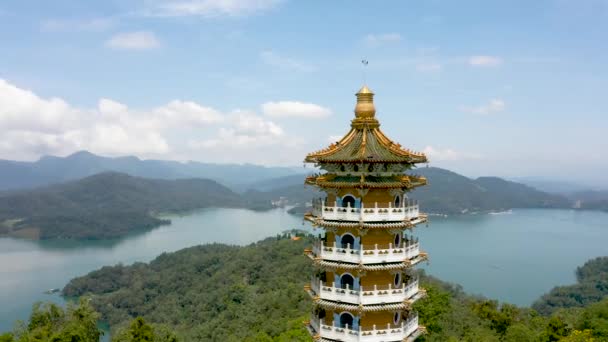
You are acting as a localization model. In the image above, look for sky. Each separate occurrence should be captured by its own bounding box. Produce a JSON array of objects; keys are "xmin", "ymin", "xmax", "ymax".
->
[{"xmin": 0, "ymin": 0, "xmax": 607, "ymax": 185}]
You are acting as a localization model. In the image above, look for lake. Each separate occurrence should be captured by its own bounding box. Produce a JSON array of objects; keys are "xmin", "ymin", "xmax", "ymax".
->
[{"xmin": 1, "ymin": 207, "xmax": 607, "ymax": 333}]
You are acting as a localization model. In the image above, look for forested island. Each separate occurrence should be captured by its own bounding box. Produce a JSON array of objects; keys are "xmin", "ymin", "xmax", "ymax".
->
[{"xmin": 1, "ymin": 235, "xmax": 604, "ymax": 341}]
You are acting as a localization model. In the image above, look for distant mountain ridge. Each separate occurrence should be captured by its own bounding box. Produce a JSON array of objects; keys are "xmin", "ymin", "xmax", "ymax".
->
[
  {"xmin": 411, "ymin": 168, "xmax": 571, "ymax": 214},
  {"xmin": 254, "ymin": 167, "xmax": 572, "ymax": 215},
  {"xmin": 0, "ymin": 151, "xmax": 305, "ymax": 191},
  {"xmin": 0, "ymin": 160, "xmax": 576, "ymax": 240}
]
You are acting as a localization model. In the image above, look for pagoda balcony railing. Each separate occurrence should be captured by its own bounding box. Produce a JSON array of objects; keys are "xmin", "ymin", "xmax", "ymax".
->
[
  {"xmin": 311, "ymin": 277, "xmax": 420, "ymax": 305},
  {"xmin": 310, "ymin": 313, "xmax": 419, "ymax": 342},
  {"xmin": 312, "ymin": 240, "xmax": 420, "ymax": 264},
  {"xmin": 311, "ymin": 199, "xmax": 419, "ymax": 222}
]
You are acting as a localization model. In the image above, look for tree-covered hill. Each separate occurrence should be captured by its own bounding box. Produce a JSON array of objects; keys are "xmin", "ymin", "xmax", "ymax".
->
[
  {"xmin": 58, "ymin": 235, "xmax": 608, "ymax": 341},
  {"xmin": 532, "ymin": 257, "xmax": 608, "ymax": 315},
  {"xmin": 410, "ymin": 168, "xmax": 571, "ymax": 214},
  {"xmin": 63, "ymin": 234, "xmax": 313, "ymax": 341},
  {"xmin": 0, "ymin": 172, "xmax": 245, "ymax": 240}
]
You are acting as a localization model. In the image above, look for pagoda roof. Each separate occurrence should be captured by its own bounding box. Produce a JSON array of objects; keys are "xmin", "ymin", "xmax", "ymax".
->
[
  {"xmin": 306, "ymin": 126, "xmax": 427, "ymax": 164},
  {"xmin": 305, "ymin": 174, "xmax": 427, "ymax": 189},
  {"xmin": 305, "ymin": 85, "xmax": 428, "ymax": 164}
]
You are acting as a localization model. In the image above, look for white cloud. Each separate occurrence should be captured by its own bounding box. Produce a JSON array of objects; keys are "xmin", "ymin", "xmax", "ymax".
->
[
  {"xmin": 262, "ymin": 101, "xmax": 331, "ymax": 119},
  {"xmin": 469, "ymin": 55, "xmax": 503, "ymax": 67},
  {"xmin": 0, "ymin": 78, "xmax": 308, "ymax": 165},
  {"xmin": 190, "ymin": 111, "xmax": 284, "ymax": 148},
  {"xmin": 416, "ymin": 62, "xmax": 442, "ymax": 72},
  {"xmin": 154, "ymin": 100, "xmax": 224, "ymax": 126},
  {"xmin": 423, "ymin": 146, "xmax": 482, "ymax": 161},
  {"xmin": 147, "ymin": 0, "xmax": 282, "ymax": 17},
  {"xmin": 460, "ymin": 99, "xmax": 506, "ymax": 115},
  {"xmin": 364, "ymin": 33, "xmax": 401, "ymax": 46},
  {"xmin": 105, "ymin": 31, "xmax": 161, "ymax": 50},
  {"xmin": 41, "ymin": 18, "xmax": 114, "ymax": 32},
  {"xmin": 260, "ymin": 51, "xmax": 317, "ymax": 72},
  {"xmin": 0, "ymin": 79, "xmax": 80, "ymax": 133},
  {"xmin": 0, "ymin": 79, "xmax": 238, "ymax": 160}
]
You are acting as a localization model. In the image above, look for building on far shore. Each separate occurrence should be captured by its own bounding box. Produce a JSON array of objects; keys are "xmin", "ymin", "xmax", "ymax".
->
[{"xmin": 304, "ymin": 85, "xmax": 429, "ymax": 341}]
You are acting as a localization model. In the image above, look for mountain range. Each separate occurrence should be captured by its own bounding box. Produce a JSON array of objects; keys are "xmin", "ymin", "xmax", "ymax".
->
[
  {"xmin": 0, "ymin": 152, "xmax": 590, "ymax": 240},
  {"xmin": 0, "ymin": 151, "xmax": 304, "ymax": 191}
]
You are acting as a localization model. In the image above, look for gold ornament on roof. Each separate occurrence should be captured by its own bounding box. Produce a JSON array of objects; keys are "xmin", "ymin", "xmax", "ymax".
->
[{"xmin": 354, "ymin": 85, "xmax": 376, "ymax": 118}]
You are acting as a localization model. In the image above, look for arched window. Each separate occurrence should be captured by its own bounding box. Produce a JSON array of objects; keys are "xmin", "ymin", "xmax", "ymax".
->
[
  {"xmin": 340, "ymin": 273, "xmax": 355, "ymax": 289},
  {"xmin": 339, "ymin": 312, "xmax": 354, "ymax": 328},
  {"xmin": 394, "ymin": 273, "xmax": 402, "ymax": 287},
  {"xmin": 342, "ymin": 195, "xmax": 356, "ymax": 208},
  {"xmin": 341, "ymin": 233, "xmax": 355, "ymax": 249},
  {"xmin": 394, "ymin": 233, "xmax": 401, "ymax": 247},
  {"xmin": 394, "ymin": 194, "xmax": 401, "ymax": 207},
  {"xmin": 393, "ymin": 311, "xmax": 401, "ymax": 325}
]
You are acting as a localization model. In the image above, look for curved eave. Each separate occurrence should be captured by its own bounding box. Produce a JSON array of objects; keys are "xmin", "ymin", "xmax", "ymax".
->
[
  {"xmin": 307, "ymin": 324, "xmax": 427, "ymax": 342},
  {"xmin": 305, "ymin": 127, "xmax": 428, "ymax": 164},
  {"xmin": 305, "ymin": 175, "xmax": 427, "ymax": 190},
  {"xmin": 305, "ymin": 128, "xmax": 358, "ymax": 162},
  {"xmin": 307, "ymin": 290, "xmax": 427, "ymax": 313},
  {"xmin": 304, "ymin": 253, "xmax": 428, "ymax": 271},
  {"xmin": 314, "ymin": 299, "xmax": 410, "ymax": 312},
  {"xmin": 304, "ymin": 214, "xmax": 428, "ymax": 229}
]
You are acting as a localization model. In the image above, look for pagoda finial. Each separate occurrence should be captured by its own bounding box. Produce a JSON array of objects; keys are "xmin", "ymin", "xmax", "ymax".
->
[{"xmin": 354, "ymin": 85, "xmax": 375, "ymax": 118}]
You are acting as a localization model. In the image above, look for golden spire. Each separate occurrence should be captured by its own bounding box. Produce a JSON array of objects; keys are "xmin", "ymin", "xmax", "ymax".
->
[{"xmin": 354, "ymin": 85, "xmax": 376, "ymax": 118}]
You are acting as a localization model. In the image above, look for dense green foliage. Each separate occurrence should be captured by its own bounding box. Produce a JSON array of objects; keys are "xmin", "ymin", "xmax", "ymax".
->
[
  {"xmin": 533, "ymin": 257, "xmax": 608, "ymax": 315},
  {"xmin": 0, "ymin": 298, "xmax": 102, "ymax": 341},
  {"xmin": 0, "ymin": 172, "xmax": 245, "ymax": 239},
  {"xmin": 0, "ymin": 300, "xmax": 180, "ymax": 342},
  {"xmin": 63, "ymin": 234, "xmax": 313, "ymax": 341},
  {"xmin": 111, "ymin": 317, "xmax": 179, "ymax": 342},
  {"xmin": 60, "ymin": 236, "xmax": 608, "ymax": 341}
]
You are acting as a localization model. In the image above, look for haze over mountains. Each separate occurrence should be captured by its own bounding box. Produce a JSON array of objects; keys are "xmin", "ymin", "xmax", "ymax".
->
[
  {"xmin": 1, "ymin": 151, "xmax": 605, "ymax": 240},
  {"xmin": 0, "ymin": 151, "xmax": 304, "ymax": 191}
]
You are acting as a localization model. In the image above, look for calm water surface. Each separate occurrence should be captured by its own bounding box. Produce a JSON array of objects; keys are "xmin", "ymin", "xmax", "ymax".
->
[
  {"xmin": 1, "ymin": 208, "xmax": 607, "ymax": 332},
  {"xmin": 0, "ymin": 207, "xmax": 305, "ymax": 332}
]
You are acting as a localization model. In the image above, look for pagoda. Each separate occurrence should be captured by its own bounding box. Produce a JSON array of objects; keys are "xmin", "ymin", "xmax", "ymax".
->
[{"xmin": 304, "ymin": 85, "xmax": 429, "ymax": 341}]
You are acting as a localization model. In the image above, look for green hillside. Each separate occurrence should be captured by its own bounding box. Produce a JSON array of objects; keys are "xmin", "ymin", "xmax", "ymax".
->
[
  {"xmin": 411, "ymin": 168, "xmax": 571, "ymax": 214},
  {"xmin": 0, "ymin": 172, "xmax": 244, "ymax": 240},
  {"xmin": 58, "ymin": 235, "xmax": 608, "ymax": 341},
  {"xmin": 533, "ymin": 257, "xmax": 608, "ymax": 315}
]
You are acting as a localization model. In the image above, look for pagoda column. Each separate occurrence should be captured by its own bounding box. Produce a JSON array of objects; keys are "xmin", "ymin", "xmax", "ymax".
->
[{"xmin": 303, "ymin": 85, "xmax": 429, "ymax": 342}]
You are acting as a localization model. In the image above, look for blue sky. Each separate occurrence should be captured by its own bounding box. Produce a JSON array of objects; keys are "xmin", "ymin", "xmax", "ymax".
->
[{"xmin": 0, "ymin": 0, "xmax": 607, "ymax": 185}]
